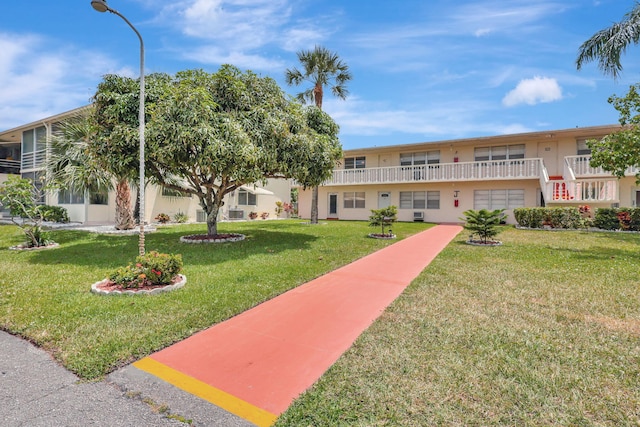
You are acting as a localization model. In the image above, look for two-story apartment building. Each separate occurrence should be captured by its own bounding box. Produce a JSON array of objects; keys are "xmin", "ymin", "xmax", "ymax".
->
[
  {"xmin": 296, "ymin": 124, "xmax": 637, "ymax": 224},
  {"xmin": 0, "ymin": 107, "xmax": 291, "ymax": 224}
]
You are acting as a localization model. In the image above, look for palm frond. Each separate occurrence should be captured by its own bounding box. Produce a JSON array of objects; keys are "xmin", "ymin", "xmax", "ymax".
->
[{"xmin": 576, "ymin": 2, "xmax": 640, "ymax": 79}]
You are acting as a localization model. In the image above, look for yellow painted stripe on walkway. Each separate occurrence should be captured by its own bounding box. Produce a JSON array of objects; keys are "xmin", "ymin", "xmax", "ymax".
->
[{"xmin": 133, "ymin": 357, "xmax": 278, "ymax": 427}]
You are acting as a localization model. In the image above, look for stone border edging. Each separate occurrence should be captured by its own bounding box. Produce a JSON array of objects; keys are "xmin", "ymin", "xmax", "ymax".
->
[
  {"xmin": 9, "ymin": 243, "xmax": 60, "ymax": 251},
  {"xmin": 179, "ymin": 234, "xmax": 245, "ymax": 243},
  {"xmin": 91, "ymin": 274, "xmax": 187, "ymax": 296},
  {"xmin": 367, "ymin": 233, "xmax": 397, "ymax": 240}
]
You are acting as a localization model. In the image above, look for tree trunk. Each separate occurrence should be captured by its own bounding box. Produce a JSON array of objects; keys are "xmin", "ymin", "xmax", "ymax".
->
[
  {"xmin": 115, "ymin": 178, "xmax": 135, "ymax": 230},
  {"xmin": 310, "ymin": 186, "xmax": 319, "ymax": 224},
  {"xmin": 206, "ymin": 200, "xmax": 222, "ymax": 236}
]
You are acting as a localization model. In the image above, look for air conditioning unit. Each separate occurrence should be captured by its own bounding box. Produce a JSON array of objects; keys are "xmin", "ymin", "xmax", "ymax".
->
[
  {"xmin": 413, "ymin": 211, "xmax": 424, "ymax": 222},
  {"xmin": 228, "ymin": 209, "xmax": 244, "ymax": 220}
]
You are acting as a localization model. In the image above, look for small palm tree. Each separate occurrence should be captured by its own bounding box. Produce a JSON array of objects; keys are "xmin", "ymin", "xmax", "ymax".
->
[
  {"xmin": 285, "ymin": 45, "xmax": 352, "ymax": 224},
  {"xmin": 576, "ymin": 3, "xmax": 640, "ymax": 79},
  {"xmin": 369, "ymin": 205, "xmax": 398, "ymax": 236},
  {"xmin": 461, "ymin": 209, "xmax": 505, "ymax": 244},
  {"xmin": 45, "ymin": 113, "xmax": 135, "ymax": 229}
]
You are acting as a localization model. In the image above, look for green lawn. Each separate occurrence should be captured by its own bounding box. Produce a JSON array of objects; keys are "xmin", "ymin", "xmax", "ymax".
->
[
  {"xmin": 276, "ymin": 227, "xmax": 640, "ymax": 426},
  {"xmin": 0, "ymin": 219, "xmax": 430, "ymax": 380}
]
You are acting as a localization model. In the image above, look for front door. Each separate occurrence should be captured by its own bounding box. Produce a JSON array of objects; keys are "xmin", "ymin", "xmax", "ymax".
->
[
  {"xmin": 378, "ymin": 191, "xmax": 391, "ymax": 208},
  {"xmin": 328, "ymin": 193, "xmax": 338, "ymax": 218}
]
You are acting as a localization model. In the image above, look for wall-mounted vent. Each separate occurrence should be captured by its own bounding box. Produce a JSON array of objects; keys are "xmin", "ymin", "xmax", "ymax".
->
[{"xmin": 413, "ymin": 211, "xmax": 424, "ymax": 222}]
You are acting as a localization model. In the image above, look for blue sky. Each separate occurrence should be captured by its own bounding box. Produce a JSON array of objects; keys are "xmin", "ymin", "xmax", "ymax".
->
[{"xmin": 1, "ymin": 0, "xmax": 639, "ymax": 150}]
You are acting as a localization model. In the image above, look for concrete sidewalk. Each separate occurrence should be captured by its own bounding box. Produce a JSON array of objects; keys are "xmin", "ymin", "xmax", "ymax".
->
[
  {"xmin": 0, "ymin": 330, "xmax": 185, "ymax": 427},
  {"xmin": 1, "ymin": 224, "xmax": 462, "ymax": 426}
]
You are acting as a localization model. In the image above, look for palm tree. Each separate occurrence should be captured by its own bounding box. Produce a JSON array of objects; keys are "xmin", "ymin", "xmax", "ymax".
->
[
  {"xmin": 285, "ymin": 45, "xmax": 352, "ymax": 224},
  {"xmin": 45, "ymin": 112, "xmax": 135, "ymax": 229},
  {"xmin": 576, "ymin": 2, "xmax": 640, "ymax": 79}
]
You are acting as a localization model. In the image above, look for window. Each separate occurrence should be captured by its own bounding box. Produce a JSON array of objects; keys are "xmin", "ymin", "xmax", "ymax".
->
[
  {"xmin": 22, "ymin": 126, "xmax": 46, "ymax": 154},
  {"xmin": 474, "ymin": 144, "xmax": 525, "ymax": 161},
  {"xmin": 344, "ymin": 156, "xmax": 366, "ymax": 169},
  {"xmin": 426, "ymin": 191, "xmax": 440, "ymax": 209},
  {"xmin": 162, "ymin": 187, "xmax": 191, "ymax": 198},
  {"xmin": 22, "ymin": 129, "xmax": 34, "ymax": 154},
  {"xmin": 343, "ymin": 192, "xmax": 365, "ymax": 208},
  {"xmin": 474, "ymin": 189, "xmax": 524, "ymax": 210},
  {"xmin": 90, "ymin": 191, "xmax": 108, "ymax": 205},
  {"xmin": 20, "ymin": 171, "xmax": 45, "ymax": 204},
  {"xmin": 238, "ymin": 189, "xmax": 257, "ymax": 206},
  {"xmin": 58, "ymin": 188, "xmax": 84, "ymax": 204},
  {"xmin": 400, "ymin": 151, "xmax": 440, "ymax": 166},
  {"xmin": 399, "ymin": 191, "xmax": 428, "ymax": 209},
  {"xmin": 577, "ymin": 139, "xmax": 591, "ymax": 155},
  {"xmin": 427, "ymin": 151, "xmax": 440, "ymax": 164}
]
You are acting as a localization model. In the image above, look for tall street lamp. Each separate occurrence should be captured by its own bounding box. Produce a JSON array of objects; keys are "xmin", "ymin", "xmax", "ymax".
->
[{"xmin": 91, "ymin": 0, "xmax": 146, "ymax": 256}]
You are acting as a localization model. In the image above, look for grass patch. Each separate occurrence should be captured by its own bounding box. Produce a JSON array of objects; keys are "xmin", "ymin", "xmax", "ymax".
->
[
  {"xmin": 275, "ymin": 227, "xmax": 640, "ymax": 426},
  {"xmin": 0, "ymin": 219, "xmax": 431, "ymax": 380}
]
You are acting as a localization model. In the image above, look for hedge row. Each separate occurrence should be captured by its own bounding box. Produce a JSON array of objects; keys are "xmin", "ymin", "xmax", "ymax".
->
[
  {"xmin": 514, "ymin": 207, "xmax": 640, "ymax": 231},
  {"xmin": 513, "ymin": 207, "xmax": 584, "ymax": 229},
  {"xmin": 593, "ymin": 208, "xmax": 640, "ymax": 231}
]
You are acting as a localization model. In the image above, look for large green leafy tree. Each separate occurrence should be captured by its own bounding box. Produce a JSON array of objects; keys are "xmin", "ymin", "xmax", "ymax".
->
[
  {"xmin": 89, "ymin": 73, "xmax": 172, "ymax": 230},
  {"xmin": 576, "ymin": 2, "xmax": 640, "ymax": 79},
  {"xmin": 144, "ymin": 65, "xmax": 342, "ymax": 236},
  {"xmin": 587, "ymin": 84, "xmax": 640, "ymax": 181},
  {"xmin": 285, "ymin": 45, "xmax": 351, "ymax": 224},
  {"xmin": 576, "ymin": 3, "xmax": 640, "ymax": 182}
]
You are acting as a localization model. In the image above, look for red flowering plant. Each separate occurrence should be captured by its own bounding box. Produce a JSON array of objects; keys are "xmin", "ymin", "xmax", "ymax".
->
[
  {"xmin": 108, "ymin": 251, "xmax": 183, "ymax": 289},
  {"xmin": 579, "ymin": 205, "xmax": 591, "ymax": 216}
]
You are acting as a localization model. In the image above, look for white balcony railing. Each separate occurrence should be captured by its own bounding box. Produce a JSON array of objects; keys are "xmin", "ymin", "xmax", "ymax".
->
[
  {"xmin": 327, "ymin": 158, "xmax": 543, "ymax": 185},
  {"xmin": 565, "ymin": 155, "xmax": 640, "ymax": 177},
  {"xmin": 21, "ymin": 149, "xmax": 46, "ymax": 171},
  {"xmin": 0, "ymin": 159, "xmax": 20, "ymax": 174},
  {"xmin": 543, "ymin": 179, "xmax": 618, "ymax": 203}
]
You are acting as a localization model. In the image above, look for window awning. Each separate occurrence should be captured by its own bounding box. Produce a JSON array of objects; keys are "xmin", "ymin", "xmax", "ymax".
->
[{"xmin": 239, "ymin": 185, "xmax": 274, "ymax": 195}]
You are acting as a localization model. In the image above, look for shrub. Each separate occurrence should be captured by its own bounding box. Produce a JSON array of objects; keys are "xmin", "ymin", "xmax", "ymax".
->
[
  {"xmin": 514, "ymin": 207, "xmax": 583, "ymax": 229},
  {"xmin": 249, "ymin": 212, "xmax": 258, "ymax": 220},
  {"xmin": 461, "ymin": 209, "xmax": 505, "ymax": 244},
  {"xmin": 594, "ymin": 208, "xmax": 620, "ymax": 230},
  {"xmin": 261, "ymin": 212, "xmax": 269, "ymax": 219},
  {"xmin": 369, "ymin": 205, "xmax": 397, "ymax": 236},
  {"xmin": 513, "ymin": 207, "xmax": 546, "ymax": 228},
  {"xmin": 154, "ymin": 213, "xmax": 170, "ymax": 224},
  {"xmin": 0, "ymin": 176, "xmax": 55, "ymax": 247},
  {"xmin": 618, "ymin": 211, "xmax": 632, "ymax": 230},
  {"xmin": 630, "ymin": 208, "xmax": 640, "ymax": 231},
  {"xmin": 173, "ymin": 212, "xmax": 189, "ymax": 223},
  {"xmin": 546, "ymin": 207, "xmax": 582, "ymax": 229},
  {"xmin": 108, "ymin": 251, "xmax": 183, "ymax": 289},
  {"xmin": 36, "ymin": 205, "xmax": 70, "ymax": 223}
]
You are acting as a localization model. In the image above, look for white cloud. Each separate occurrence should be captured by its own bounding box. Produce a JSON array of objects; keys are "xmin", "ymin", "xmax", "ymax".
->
[
  {"xmin": 178, "ymin": 0, "xmax": 291, "ymax": 48},
  {"xmin": 502, "ymin": 76, "xmax": 563, "ymax": 107},
  {"xmin": 0, "ymin": 32, "xmax": 113, "ymax": 131},
  {"xmin": 182, "ymin": 46, "xmax": 285, "ymax": 70},
  {"xmin": 452, "ymin": 1, "xmax": 568, "ymax": 37}
]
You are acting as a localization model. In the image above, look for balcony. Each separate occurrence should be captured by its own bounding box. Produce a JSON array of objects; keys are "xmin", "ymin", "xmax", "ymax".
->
[
  {"xmin": 565, "ymin": 155, "xmax": 640, "ymax": 178},
  {"xmin": 327, "ymin": 158, "xmax": 543, "ymax": 186},
  {"xmin": 0, "ymin": 158, "xmax": 20, "ymax": 175},
  {"xmin": 543, "ymin": 179, "xmax": 618, "ymax": 203}
]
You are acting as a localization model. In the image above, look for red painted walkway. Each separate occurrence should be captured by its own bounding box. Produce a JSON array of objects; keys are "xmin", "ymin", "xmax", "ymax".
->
[{"xmin": 133, "ymin": 224, "xmax": 463, "ymax": 426}]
